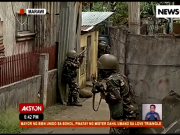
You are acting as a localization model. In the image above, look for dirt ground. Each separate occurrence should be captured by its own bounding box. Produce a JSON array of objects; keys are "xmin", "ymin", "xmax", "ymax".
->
[{"xmin": 21, "ymin": 93, "xmax": 110, "ymax": 134}]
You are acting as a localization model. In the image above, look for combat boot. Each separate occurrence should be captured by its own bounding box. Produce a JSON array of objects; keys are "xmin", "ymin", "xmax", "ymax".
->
[{"xmin": 72, "ymin": 97, "xmax": 82, "ymax": 106}]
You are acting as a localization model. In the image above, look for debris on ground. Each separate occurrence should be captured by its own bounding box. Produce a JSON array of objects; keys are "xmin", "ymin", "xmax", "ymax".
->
[{"xmin": 79, "ymin": 87, "xmax": 93, "ymax": 98}]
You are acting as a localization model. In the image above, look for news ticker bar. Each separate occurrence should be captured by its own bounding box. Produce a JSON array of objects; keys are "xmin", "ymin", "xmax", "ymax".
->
[
  {"xmin": 19, "ymin": 121, "xmax": 163, "ymax": 127},
  {"xmin": 19, "ymin": 113, "xmax": 44, "ymax": 121}
]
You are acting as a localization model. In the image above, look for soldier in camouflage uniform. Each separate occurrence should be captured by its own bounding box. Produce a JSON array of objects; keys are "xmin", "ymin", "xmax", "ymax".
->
[
  {"xmin": 92, "ymin": 54, "xmax": 139, "ymax": 134},
  {"xmin": 98, "ymin": 41, "xmax": 110, "ymax": 59},
  {"xmin": 97, "ymin": 40, "xmax": 110, "ymax": 81},
  {"xmin": 62, "ymin": 50, "xmax": 84, "ymax": 106}
]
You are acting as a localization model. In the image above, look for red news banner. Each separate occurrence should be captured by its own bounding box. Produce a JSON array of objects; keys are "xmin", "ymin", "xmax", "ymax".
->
[
  {"xmin": 19, "ymin": 121, "xmax": 162, "ymax": 127},
  {"xmin": 19, "ymin": 103, "xmax": 162, "ymax": 127}
]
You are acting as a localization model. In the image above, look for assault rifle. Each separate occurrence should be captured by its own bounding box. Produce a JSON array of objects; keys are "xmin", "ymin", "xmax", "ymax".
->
[{"xmin": 73, "ymin": 49, "xmax": 87, "ymax": 63}]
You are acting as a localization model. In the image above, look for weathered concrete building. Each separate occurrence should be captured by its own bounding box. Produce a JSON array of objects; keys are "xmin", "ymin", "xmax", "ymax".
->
[
  {"xmin": 0, "ymin": 2, "xmax": 60, "ymax": 56},
  {"xmin": 79, "ymin": 30, "xmax": 99, "ymax": 88},
  {"xmin": 0, "ymin": 2, "xmax": 71, "ymax": 109},
  {"xmin": 0, "ymin": 2, "xmax": 34, "ymax": 56}
]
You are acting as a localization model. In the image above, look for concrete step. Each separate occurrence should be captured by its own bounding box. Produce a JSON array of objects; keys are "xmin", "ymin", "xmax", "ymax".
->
[
  {"xmin": 81, "ymin": 86, "xmax": 92, "ymax": 91},
  {"xmin": 86, "ymin": 81, "xmax": 93, "ymax": 87}
]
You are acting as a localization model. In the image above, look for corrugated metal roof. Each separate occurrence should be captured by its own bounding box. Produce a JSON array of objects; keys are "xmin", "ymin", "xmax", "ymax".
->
[{"xmin": 81, "ymin": 12, "xmax": 114, "ymax": 31}]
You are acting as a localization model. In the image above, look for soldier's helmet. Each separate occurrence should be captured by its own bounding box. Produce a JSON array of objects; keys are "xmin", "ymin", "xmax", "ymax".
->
[
  {"xmin": 66, "ymin": 50, "xmax": 77, "ymax": 58},
  {"xmin": 97, "ymin": 54, "xmax": 119, "ymax": 69},
  {"xmin": 98, "ymin": 41, "xmax": 108, "ymax": 49},
  {"xmin": 99, "ymin": 40, "xmax": 106, "ymax": 44},
  {"xmin": 98, "ymin": 37, "xmax": 106, "ymax": 42}
]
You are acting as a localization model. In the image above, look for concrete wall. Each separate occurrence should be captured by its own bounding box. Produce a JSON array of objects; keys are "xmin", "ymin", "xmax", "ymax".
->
[
  {"xmin": 127, "ymin": 35, "xmax": 180, "ymax": 104},
  {"xmin": 109, "ymin": 27, "xmax": 180, "ymax": 113},
  {"xmin": 0, "ymin": 75, "xmax": 41, "ymax": 111},
  {"xmin": 78, "ymin": 31, "xmax": 98, "ymax": 88},
  {"xmin": 0, "ymin": 69, "xmax": 57, "ymax": 112},
  {"xmin": 47, "ymin": 69, "xmax": 57, "ymax": 107},
  {"xmin": 109, "ymin": 27, "xmax": 127, "ymax": 74}
]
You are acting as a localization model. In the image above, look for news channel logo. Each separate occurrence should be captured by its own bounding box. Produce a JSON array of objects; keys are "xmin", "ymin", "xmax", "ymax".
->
[
  {"xmin": 156, "ymin": 5, "xmax": 180, "ymax": 18},
  {"xmin": 19, "ymin": 103, "xmax": 44, "ymax": 121},
  {"xmin": 142, "ymin": 104, "xmax": 162, "ymax": 121}
]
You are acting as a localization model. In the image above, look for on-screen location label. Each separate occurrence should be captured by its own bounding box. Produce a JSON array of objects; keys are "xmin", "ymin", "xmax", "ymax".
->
[
  {"xmin": 19, "ymin": 113, "xmax": 44, "ymax": 121},
  {"xmin": 26, "ymin": 9, "xmax": 46, "ymax": 15}
]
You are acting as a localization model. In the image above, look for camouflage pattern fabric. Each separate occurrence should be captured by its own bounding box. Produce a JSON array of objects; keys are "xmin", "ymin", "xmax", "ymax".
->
[
  {"xmin": 95, "ymin": 54, "xmax": 138, "ymax": 134},
  {"xmin": 62, "ymin": 58, "xmax": 81, "ymax": 102},
  {"xmin": 62, "ymin": 58, "xmax": 80, "ymax": 77},
  {"xmin": 107, "ymin": 73, "xmax": 138, "ymax": 134},
  {"xmin": 98, "ymin": 46, "xmax": 110, "ymax": 59},
  {"xmin": 65, "ymin": 75, "xmax": 80, "ymax": 99},
  {"xmin": 98, "ymin": 72, "xmax": 138, "ymax": 134}
]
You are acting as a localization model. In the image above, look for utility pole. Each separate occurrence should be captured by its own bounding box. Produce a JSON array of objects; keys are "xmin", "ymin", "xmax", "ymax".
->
[
  {"xmin": 107, "ymin": 2, "xmax": 111, "ymax": 35},
  {"xmin": 169, "ymin": 2, "xmax": 174, "ymax": 33},
  {"xmin": 108, "ymin": 2, "xmax": 111, "ymax": 11},
  {"xmin": 128, "ymin": 2, "xmax": 140, "ymax": 34}
]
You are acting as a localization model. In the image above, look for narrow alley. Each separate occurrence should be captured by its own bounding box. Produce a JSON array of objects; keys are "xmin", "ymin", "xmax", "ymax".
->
[{"xmin": 22, "ymin": 92, "xmax": 110, "ymax": 134}]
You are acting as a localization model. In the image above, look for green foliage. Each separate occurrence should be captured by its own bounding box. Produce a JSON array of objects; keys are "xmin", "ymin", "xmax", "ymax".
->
[
  {"xmin": 82, "ymin": 2, "xmax": 107, "ymax": 12},
  {"xmin": 0, "ymin": 107, "xmax": 26, "ymax": 134},
  {"xmin": 140, "ymin": 2, "xmax": 155, "ymax": 17},
  {"xmin": 82, "ymin": 4, "xmax": 90, "ymax": 12},
  {"xmin": 91, "ymin": 2, "xmax": 106, "ymax": 12},
  {"xmin": 140, "ymin": 2, "xmax": 170, "ymax": 18},
  {"xmin": 110, "ymin": 2, "xmax": 128, "ymax": 26}
]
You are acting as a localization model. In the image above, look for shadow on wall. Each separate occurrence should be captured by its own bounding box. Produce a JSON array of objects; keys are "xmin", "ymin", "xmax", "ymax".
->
[{"xmin": 109, "ymin": 26, "xmax": 180, "ymax": 107}]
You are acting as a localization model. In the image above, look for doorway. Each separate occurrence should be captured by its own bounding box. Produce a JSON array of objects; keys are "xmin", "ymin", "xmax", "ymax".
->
[{"xmin": 86, "ymin": 36, "xmax": 91, "ymax": 81}]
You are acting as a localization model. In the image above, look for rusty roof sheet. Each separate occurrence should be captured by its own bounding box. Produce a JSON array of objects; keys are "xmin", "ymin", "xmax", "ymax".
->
[
  {"xmin": 81, "ymin": 26, "xmax": 94, "ymax": 31},
  {"xmin": 81, "ymin": 12, "xmax": 113, "ymax": 31}
]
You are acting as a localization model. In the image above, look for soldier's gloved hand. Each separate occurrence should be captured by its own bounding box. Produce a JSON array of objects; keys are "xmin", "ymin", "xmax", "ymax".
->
[
  {"xmin": 92, "ymin": 88, "xmax": 99, "ymax": 94},
  {"xmin": 93, "ymin": 82, "xmax": 104, "ymax": 92}
]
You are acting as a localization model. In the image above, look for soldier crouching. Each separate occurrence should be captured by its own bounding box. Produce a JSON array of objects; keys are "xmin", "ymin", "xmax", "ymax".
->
[
  {"xmin": 92, "ymin": 54, "xmax": 139, "ymax": 134},
  {"xmin": 62, "ymin": 50, "xmax": 84, "ymax": 106}
]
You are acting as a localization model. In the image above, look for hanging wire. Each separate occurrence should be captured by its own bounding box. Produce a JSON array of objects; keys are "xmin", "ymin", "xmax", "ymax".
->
[{"xmin": 11, "ymin": 2, "xmax": 30, "ymax": 25}]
